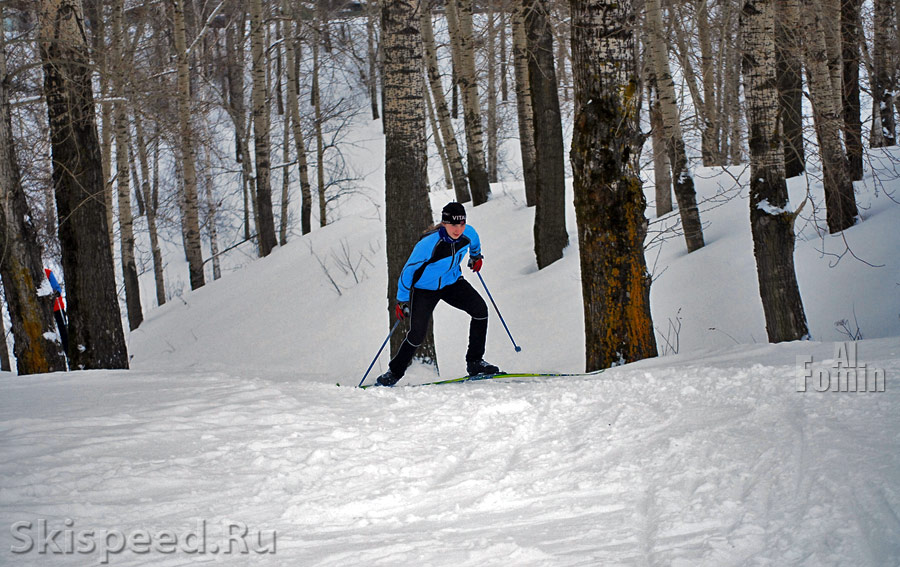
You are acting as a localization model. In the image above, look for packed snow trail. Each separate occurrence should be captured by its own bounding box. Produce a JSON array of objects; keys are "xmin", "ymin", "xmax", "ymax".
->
[{"xmin": 2, "ymin": 339, "xmax": 898, "ymax": 566}]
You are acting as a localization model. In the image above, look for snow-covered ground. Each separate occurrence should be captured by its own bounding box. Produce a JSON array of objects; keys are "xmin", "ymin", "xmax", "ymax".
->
[{"xmin": 2, "ymin": 120, "xmax": 900, "ymax": 564}]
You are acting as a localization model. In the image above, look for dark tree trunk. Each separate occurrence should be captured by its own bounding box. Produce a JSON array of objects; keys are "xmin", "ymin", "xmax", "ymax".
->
[
  {"xmin": 802, "ymin": 0, "xmax": 859, "ymax": 233},
  {"xmin": 39, "ymin": 0, "xmax": 128, "ymax": 370},
  {"xmin": 742, "ymin": 0, "xmax": 810, "ymax": 343},
  {"xmin": 0, "ymin": 42, "xmax": 68, "ymax": 374},
  {"xmin": 570, "ymin": 0, "xmax": 658, "ymax": 371},
  {"xmin": 512, "ymin": 3, "xmax": 537, "ymax": 207},
  {"xmin": 250, "ymin": 0, "xmax": 277, "ymax": 256},
  {"xmin": 383, "ymin": 0, "xmax": 438, "ymax": 370},
  {"xmin": 841, "ymin": 0, "xmax": 864, "ymax": 181},
  {"xmin": 775, "ymin": 0, "xmax": 805, "ymax": 178},
  {"xmin": 524, "ymin": 0, "xmax": 568, "ymax": 269}
]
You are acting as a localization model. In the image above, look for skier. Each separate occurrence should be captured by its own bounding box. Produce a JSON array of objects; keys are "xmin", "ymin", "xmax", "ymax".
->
[
  {"xmin": 375, "ymin": 202, "xmax": 500, "ymax": 386},
  {"xmin": 44, "ymin": 268, "xmax": 69, "ymax": 358}
]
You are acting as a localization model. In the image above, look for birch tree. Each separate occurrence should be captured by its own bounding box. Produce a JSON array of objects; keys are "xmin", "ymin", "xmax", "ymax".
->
[
  {"xmin": 421, "ymin": 7, "xmax": 470, "ymax": 202},
  {"xmin": 741, "ymin": 0, "xmax": 810, "ymax": 342},
  {"xmin": 447, "ymin": 0, "xmax": 491, "ymax": 205},
  {"xmin": 872, "ymin": 0, "xmax": 897, "ymax": 147},
  {"xmin": 283, "ymin": 2, "xmax": 313, "ymax": 235},
  {"xmin": 802, "ymin": 0, "xmax": 859, "ymax": 233},
  {"xmin": 112, "ymin": 0, "xmax": 142, "ymax": 331},
  {"xmin": 250, "ymin": 0, "xmax": 277, "ymax": 255},
  {"xmin": 39, "ymin": 0, "xmax": 128, "ymax": 369},
  {"xmin": 570, "ymin": 0, "xmax": 658, "ymax": 371},
  {"xmin": 173, "ymin": 0, "xmax": 205, "ymax": 289},
  {"xmin": 645, "ymin": 0, "xmax": 705, "ymax": 252}
]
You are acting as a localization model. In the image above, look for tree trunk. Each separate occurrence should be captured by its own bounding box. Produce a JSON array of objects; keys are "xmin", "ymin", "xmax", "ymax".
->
[
  {"xmin": 645, "ymin": 0, "xmax": 705, "ymax": 252},
  {"xmin": 499, "ymin": 0, "xmax": 509, "ymax": 102},
  {"xmin": 486, "ymin": 2, "xmax": 499, "ymax": 183},
  {"xmin": 639, "ymin": 11, "xmax": 673, "ymax": 217},
  {"xmin": 524, "ymin": 0, "xmax": 568, "ymax": 269},
  {"xmin": 283, "ymin": 5, "xmax": 313, "ymax": 236},
  {"xmin": 570, "ymin": 0, "xmax": 658, "ymax": 371},
  {"xmin": 112, "ymin": 0, "xmax": 142, "ymax": 331},
  {"xmin": 173, "ymin": 0, "xmax": 205, "ymax": 290},
  {"xmin": 0, "ymin": 40, "xmax": 67, "ymax": 374},
  {"xmin": 280, "ymin": 100, "xmax": 292, "ymax": 245},
  {"xmin": 313, "ymin": 9, "xmax": 328, "ymax": 227},
  {"xmin": 872, "ymin": 0, "xmax": 896, "ymax": 147},
  {"xmin": 697, "ymin": 0, "xmax": 721, "ymax": 166},
  {"xmin": 134, "ymin": 114, "xmax": 166, "ymax": 307},
  {"xmin": 382, "ymin": 0, "xmax": 438, "ymax": 370},
  {"xmin": 424, "ymin": 80, "xmax": 454, "ymax": 193},
  {"xmin": 250, "ymin": 0, "xmax": 277, "ymax": 255},
  {"xmin": 775, "ymin": 0, "xmax": 805, "ymax": 177},
  {"xmin": 741, "ymin": 0, "xmax": 810, "ymax": 343},
  {"xmin": 421, "ymin": 8, "xmax": 470, "ymax": 202},
  {"xmin": 448, "ymin": 0, "xmax": 491, "ymax": 205},
  {"xmin": 802, "ymin": 0, "xmax": 859, "ymax": 233},
  {"xmin": 648, "ymin": 82, "xmax": 673, "ymax": 216},
  {"xmin": 0, "ymin": 297, "xmax": 11, "ymax": 372},
  {"xmin": 366, "ymin": 0, "xmax": 380, "ymax": 120},
  {"xmin": 842, "ymin": 0, "xmax": 864, "ymax": 181},
  {"xmin": 203, "ymin": 173, "xmax": 222, "ymax": 280},
  {"xmin": 39, "ymin": 0, "xmax": 128, "ymax": 369},
  {"xmin": 512, "ymin": 4, "xmax": 538, "ymax": 207}
]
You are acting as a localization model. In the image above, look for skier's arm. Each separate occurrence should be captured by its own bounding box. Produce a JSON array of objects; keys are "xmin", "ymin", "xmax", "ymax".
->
[{"xmin": 396, "ymin": 237, "xmax": 435, "ymax": 302}]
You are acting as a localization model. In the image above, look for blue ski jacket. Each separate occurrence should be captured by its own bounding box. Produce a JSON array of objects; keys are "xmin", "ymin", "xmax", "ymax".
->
[{"xmin": 396, "ymin": 225, "xmax": 482, "ymax": 302}]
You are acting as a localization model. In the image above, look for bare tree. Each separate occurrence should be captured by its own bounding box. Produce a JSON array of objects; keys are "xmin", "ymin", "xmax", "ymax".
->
[
  {"xmin": 250, "ymin": 0, "xmax": 277, "ymax": 254},
  {"xmin": 571, "ymin": 0, "xmax": 658, "ymax": 371},
  {"xmin": 111, "ymin": 0, "xmax": 142, "ymax": 331},
  {"xmin": 382, "ymin": 0, "xmax": 438, "ymax": 370},
  {"xmin": 644, "ymin": 0, "xmax": 705, "ymax": 252},
  {"xmin": 447, "ymin": 0, "xmax": 491, "ymax": 205},
  {"xmin": 421, "ymin": 6, "xmax": 470, "ymax": 202},
  {"xmin": 511, "ymin": 3, "xmax": 537, "ymax": 207},
  {"xmin": 283, "ymin": 1, "xmax": 313, "ymax": 235},
  {"xmin": 872, "ymin": 0, "xmax": 897, "ymax": 147},
  {"xmin": 173, "ymin": 0, "xmax": 205, "ymax": 289},
  {"xmin": 842, "ymin": 0, "xmax": 864, "ymax": 180},
  {"xmin": 39, "ymin": 0, "xmax": 128, "ymax": 369},
  {"xmin": 741, "ymin": 0, "xmax": 810, "ymax": 342},
  {"xmin": 524, "ymin": 0, "xmax": 568, "ymax": 269},
  {"xmin": 802, "ymin": 0, "xmax": 859, "ymax": 233},
  {"xmin": 775, "ymin": 0, "xmax": 805, "ymax": 177},
  {"xmin": 0, "ymin": 37, "xmax": 67, "ymax": 374}
]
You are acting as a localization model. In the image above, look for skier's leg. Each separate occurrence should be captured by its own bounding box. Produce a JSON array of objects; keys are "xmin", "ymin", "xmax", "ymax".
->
[
  {"xmin": 388, "ymin": 288, "xmax": 440, "ymax": 376},
  {"xmin": 441, "ymin": 279, "xmax": 488, "ymax": 364}
]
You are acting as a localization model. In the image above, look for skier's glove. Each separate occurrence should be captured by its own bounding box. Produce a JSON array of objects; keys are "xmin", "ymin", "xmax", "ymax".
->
[
  {"xmin": 395, "ymin": 302, "xmax": 410, "ymax": 320},
  {"xmin": 468, "ymin": 255, "xmax": 483, "ymax": 272}
]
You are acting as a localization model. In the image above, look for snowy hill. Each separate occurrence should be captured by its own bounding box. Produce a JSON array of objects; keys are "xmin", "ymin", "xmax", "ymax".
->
[{"xmin": 2, "ymin": 126, "xmax": 900, "ymax": 564}]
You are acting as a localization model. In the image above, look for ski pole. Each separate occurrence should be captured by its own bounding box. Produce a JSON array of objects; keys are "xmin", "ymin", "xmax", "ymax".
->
[
  {"xmin": 476, "ymin": 271, "xmax": 522, "ymax": 352},
  {"xmin": 358, "ymin": 319, "xmax": 402, "ymax": 387}
]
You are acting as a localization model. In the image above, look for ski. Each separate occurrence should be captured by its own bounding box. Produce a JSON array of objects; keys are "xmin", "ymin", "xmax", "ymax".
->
[{"xmin": 351, "ymin": 368, "xmax": 605, "ymax": 389}]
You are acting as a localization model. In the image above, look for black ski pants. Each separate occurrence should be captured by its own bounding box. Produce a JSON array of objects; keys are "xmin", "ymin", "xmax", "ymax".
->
[{"xmin": 389, "ymin": 278, "xmax": 488, "ymax": 376}]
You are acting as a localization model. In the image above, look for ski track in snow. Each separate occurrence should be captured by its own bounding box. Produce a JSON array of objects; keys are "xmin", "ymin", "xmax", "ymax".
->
[{"xmin": 2, "ymin": 343, "xmax": 899, "ymax": 566}]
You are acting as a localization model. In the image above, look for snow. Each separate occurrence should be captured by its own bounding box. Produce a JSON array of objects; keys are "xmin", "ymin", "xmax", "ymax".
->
[{"xmin": 2, "ymin": 121, "xmax": 900, "ymax": 564}]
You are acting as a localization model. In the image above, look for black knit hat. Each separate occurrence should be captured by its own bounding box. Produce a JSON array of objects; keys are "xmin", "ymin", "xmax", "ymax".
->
[{"xmin": 442, "ymin": 202, "xmax": 466, "ymax": 224}]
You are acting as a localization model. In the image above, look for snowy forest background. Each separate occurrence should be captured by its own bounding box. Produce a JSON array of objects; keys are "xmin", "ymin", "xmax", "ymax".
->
[
  {"xmin": 0, "ymin": 0, "xmax": 898, "ymax": 371},
  {"xmin": 1, "ymin": 1, "xmax": 900, "ymax": 565}
]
